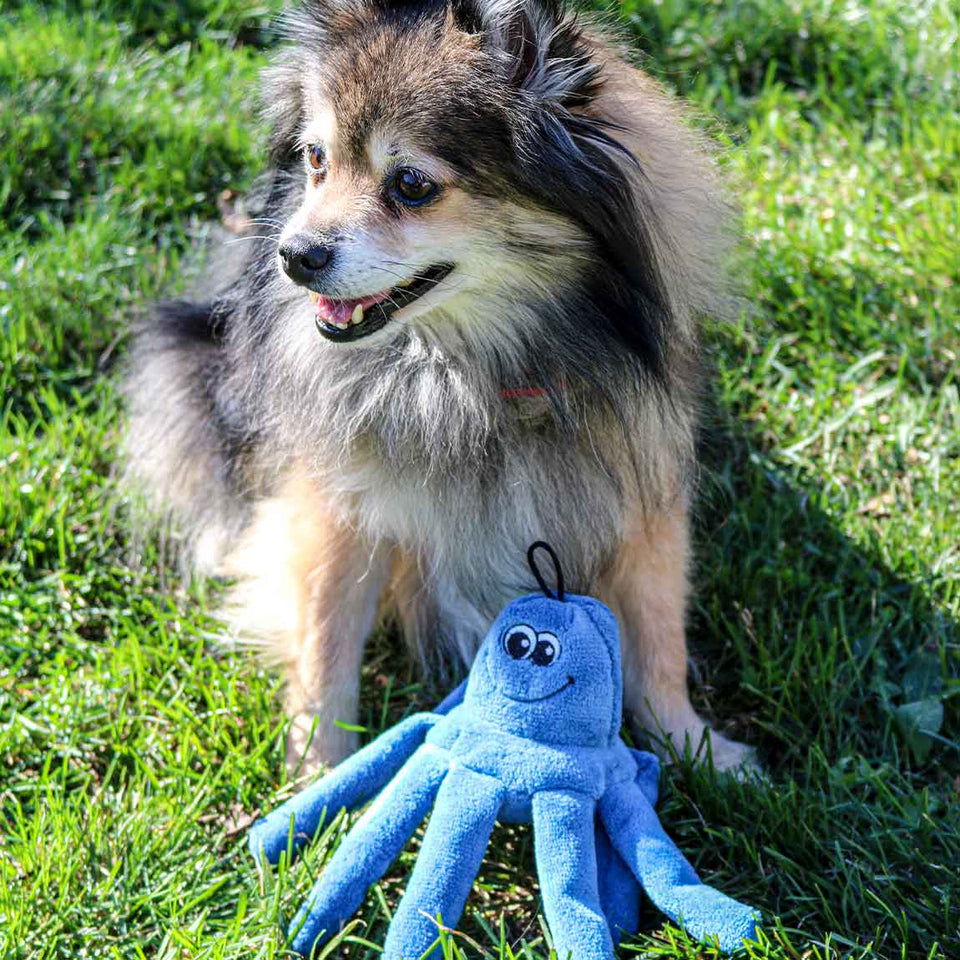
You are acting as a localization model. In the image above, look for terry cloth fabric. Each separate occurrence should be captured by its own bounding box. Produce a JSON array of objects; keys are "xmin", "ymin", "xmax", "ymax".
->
[{"xmin": 249, "ymin": 591, "xmax": 759, "ymax": 958}]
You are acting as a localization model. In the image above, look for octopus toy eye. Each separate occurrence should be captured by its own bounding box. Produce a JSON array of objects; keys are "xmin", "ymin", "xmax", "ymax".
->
[
  {"xmin": 502, "ymin": 625, "xmax": 536, "ymax": 660},
  {"xmin": 531, "ymin": 632, "xmax": 561, "ymax": 667}
]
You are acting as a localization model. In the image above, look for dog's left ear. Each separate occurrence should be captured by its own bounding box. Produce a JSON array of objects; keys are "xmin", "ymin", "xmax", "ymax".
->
[{"xmin": 454, "ymin": 0, "xmax": 599, "ymax": 106}]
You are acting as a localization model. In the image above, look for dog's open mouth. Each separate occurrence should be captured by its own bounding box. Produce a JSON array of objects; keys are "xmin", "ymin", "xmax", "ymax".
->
[{"xmin": 309, "ymin": 263, "xmax": 454, "ymax": 342}]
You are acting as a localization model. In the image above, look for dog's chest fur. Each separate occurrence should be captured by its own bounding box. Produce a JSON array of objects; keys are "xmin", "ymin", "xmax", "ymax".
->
[
  {"xmin": 346, "ymin": 418, "xmax": 623, "ymax": 595},
  {"xmin": 223, "ymin": 289, "xmax": 686, "ymax": 645}
]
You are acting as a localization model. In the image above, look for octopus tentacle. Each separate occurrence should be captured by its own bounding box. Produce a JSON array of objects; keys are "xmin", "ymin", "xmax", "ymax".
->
[
  {"xmin": 385, "ymin": 765, "xmax": 505, "ymax": 959},
  {"xmin": 289, "ymin": 744, "xmax": 450, "ymax": 956},
  {"xmin": 532, "ymin": 790, "xmax": 614, "ymax": 960},
  {"xmin": 595, "ymin": 748, "xmax": 661, "ymax": 940},
  {"xmin": 598, "ymin": 779, "xmax": 758, "ymax": 952},
  {"xmin": 249, "ymin": 712, "xmax": 440, "ymax": 866},
  {"xmin": 595, "ymin": 817, "xmax": 639, "ymax": 942}
]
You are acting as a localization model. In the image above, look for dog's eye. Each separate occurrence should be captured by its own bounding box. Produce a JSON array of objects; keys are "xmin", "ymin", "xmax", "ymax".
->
[
  {"xmin": 531, "ymin": 632, "xmax": 561, "ymax": 667},
  {"xmin": 307, "ymin": 144, "xmax": 328, "ymax": 177},
  {"xmin": 392, "ymin": 167, "xmax": 437, "ymax": 205},
  {"xmin": 502, "ymin": 625, "xmax": 536, "ymax": 660}
]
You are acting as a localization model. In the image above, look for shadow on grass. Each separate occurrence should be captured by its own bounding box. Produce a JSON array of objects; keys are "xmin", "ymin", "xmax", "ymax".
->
[{"xmin": 654, "ymin": 377, "xmax": 959, "ymax": 957}]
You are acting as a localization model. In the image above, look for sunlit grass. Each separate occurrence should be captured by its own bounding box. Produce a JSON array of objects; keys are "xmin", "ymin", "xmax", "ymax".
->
[{"xmin": 1, "ymin": 1, "xmax": 957, "ymax": 957}]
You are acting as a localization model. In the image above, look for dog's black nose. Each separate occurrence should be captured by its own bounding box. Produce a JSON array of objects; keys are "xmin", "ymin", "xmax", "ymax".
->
[{"xmin": 278, "ymin": 235, "xmax": 334, "ymax": 285}]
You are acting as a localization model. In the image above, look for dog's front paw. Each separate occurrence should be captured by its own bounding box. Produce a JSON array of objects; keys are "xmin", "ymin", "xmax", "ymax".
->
[
  {"xmin": 285, "ymin": 712, "xmax": 359, "ymax": 779},
  {"xmin": 638, "ymin": 714, "xmax": 763, "ymax": 780},
  {"xmin": 702, "ymin": 730, "xmax": 763, "ymax": 779}
]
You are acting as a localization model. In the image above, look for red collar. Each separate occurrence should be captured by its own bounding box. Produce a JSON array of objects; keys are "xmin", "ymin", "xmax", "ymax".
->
[{"xmin": 501, "ymin": 386, "xmax": 549, "ymax": 400}]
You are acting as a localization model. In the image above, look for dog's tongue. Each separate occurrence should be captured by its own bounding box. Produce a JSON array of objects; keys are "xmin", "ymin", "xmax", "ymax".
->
[
  {"xmin": 311, "ymin": 289, "xmax": 394, "ymax": 327},
  {"xmin": 314, "ymin": 297, "xmax": 354, "ymax": 326}
]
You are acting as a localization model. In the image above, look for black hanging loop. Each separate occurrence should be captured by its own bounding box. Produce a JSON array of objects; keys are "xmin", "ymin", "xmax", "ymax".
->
[{"xmin": 527, "ymin": 541, "xmax": 565, "ymax": 602}]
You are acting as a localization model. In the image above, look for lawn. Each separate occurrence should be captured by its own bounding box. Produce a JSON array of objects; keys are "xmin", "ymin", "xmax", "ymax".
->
[{"xmin": 0, "ymin": 0, "xmax": 957, "ymax": 958}]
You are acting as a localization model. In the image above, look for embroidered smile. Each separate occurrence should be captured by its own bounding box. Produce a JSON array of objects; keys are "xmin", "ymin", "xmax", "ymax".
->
[{"xmin": 501, "ymin": 676, "xmax": 575, "ymax": 703}]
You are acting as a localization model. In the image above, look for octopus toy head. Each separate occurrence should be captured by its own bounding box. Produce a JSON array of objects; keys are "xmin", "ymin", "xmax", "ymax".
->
[{"xmin": 465, "ymin": 593, "xmax": 623, "ymax": 748}]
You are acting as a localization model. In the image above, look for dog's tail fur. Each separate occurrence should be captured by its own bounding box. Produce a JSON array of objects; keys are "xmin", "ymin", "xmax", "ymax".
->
[{"xmin": 122, "ymin": 298, "xmax": 249, "ymax": 572}]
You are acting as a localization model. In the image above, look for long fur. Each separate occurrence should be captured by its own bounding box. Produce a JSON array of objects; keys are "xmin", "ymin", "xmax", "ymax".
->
[{"xmin": 124, "ymin": 0, "xmax": 734, "ymax": 671}]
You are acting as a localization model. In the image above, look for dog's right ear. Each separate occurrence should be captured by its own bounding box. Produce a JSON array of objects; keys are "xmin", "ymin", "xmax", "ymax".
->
[{"xmin": 451, "ymin": 0, "xmax": 598, "ymax": 108}]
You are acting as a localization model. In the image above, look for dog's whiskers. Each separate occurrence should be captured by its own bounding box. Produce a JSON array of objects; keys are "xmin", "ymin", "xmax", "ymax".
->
[
  {"xmin": 379, "ymin": 261, "xmax": 483, "ymax": 285},
  {"xmin": 223, "ymin": 235, "xmax": 282, "ymax": 247}
]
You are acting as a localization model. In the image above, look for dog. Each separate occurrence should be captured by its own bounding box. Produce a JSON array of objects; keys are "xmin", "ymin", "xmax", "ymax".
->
[{"xmin": 123, "ymin": 0, "xmax": 755, "ymax": 776}]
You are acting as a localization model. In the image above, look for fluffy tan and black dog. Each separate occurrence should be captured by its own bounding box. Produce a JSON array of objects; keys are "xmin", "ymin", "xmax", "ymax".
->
[{"xmin": 124, "ymin": 0, "xmax": 755, "ymax": 775}]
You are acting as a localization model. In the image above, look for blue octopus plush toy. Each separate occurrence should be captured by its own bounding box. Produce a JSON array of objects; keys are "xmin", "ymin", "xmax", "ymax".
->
[{"xmin": 249, "ymin": 544, "xmax": 758, "ymax": 958}]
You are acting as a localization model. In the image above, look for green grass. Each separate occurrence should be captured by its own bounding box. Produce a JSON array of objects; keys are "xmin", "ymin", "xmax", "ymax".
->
[{"xmin": 1, "ymin": 0, "xmax": 957, "ymax": 957}]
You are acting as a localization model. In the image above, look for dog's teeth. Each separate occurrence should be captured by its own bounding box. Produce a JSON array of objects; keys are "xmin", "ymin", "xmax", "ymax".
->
[
  {"xmin": 397, "ymin": 278, "xmax": 412, "ymax": 288},
  {"xmin": 336, "ymin": 320, "xmax": 349, "ymax": 329},
  {"xmin": 351, "ymin": 304, "xmax": 364, "ymax": 325},
  {"xmin": 308, "ymin": 290, "xmax": 319, "ymax": 303}
]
